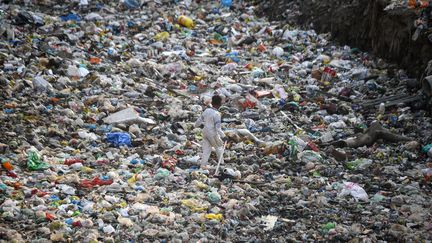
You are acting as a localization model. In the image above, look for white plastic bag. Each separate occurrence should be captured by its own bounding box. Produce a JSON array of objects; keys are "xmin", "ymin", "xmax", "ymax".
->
[
  {"xmin": 33, "ymin": 76, "xmax": 53, "ymax": 92},
  {"xmin": 338, "ymin": 182, "xmax": 369, "ymax": 202},
  {"xmin": 272, "ymin": 47, "xmax": 284, "ymax": 57},
  {"xmin": 103, "ymin": 107, "xmax": 156, "ymax": 125},
  {"xmin": 67, "ymin": 65, "xmax": 89, "ymax": 77}
]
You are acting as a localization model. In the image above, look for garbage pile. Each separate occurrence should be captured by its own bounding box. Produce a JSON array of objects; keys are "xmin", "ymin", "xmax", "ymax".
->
[
  {"xmin": 385, "ymin": 0, "xmax": 432, "ymax": 42},
  {"xmin": 0, "ymin": 0, "xmax": 431, "ymax": 242}
]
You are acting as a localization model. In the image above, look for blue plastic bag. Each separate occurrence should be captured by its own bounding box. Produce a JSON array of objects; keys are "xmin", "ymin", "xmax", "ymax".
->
[
  {"xmin": 106, "ymin": 132, "xmax": 132, "ymax": 147},
  {"xmin": 60, "ymin": 13, "xmax": 81, "ymax": 22},
  {"xmin": 221, "ymin": 0, "xmax": 232, "ymax": 8},
  {"xmin": 124, "ymin": 0, "xmax": 140, "ymax": 9}
]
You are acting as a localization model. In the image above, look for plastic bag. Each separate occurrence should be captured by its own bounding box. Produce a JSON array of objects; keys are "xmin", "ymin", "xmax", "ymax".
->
[
  {"xmin": 422, "ymin": 168, "xmax": 432, "ymax": 182},
  {"xmin": 207, "ymin": 191, "xmax": 221, "ymax": 204},
  {"xmin": 338, "ymin": 182, "xmax": 368, "ymax": 202},
  {"xmin": 27, "ymin": 151, "xmax": 50, "ymax": 171},
  {"xmin": 103, "ymin": 107, "xmax": 155, "ymax": 125},
  {"xmin": 345, "ymin": 159, "xmax": 373, "ymax": 170},
  {"xmin": 154, "ymin": 32, "xmax": 170, "ymax": 41},
  {"xmin": 161, "ymin": 158, "xmax": 177, "ymax": 172},
  {"xmin": 154, "ymin": 168, "xmax": 170, "ymax": 180},
  {"xmin": 181, "ymin": 198, "xmax": 208, "ymax": 211},
  {"xmin": 80, "ymin": 177, "xmax": 113, "ymax": 189},
  {"xmin": 321, "ymin": 67, "xmax": 337, "ymax": 83},
  {"xmin": 221, "ymin": 0, "xmax": 232, "ymax": 8},
  {"xmin": 321, "ymin": 222, "xmax": 336, "ymax": 234},
  {"xmin": 421, "ymin": 144, "xmax": 432, "ymax": 157},
  {"xmin": 67, "ymin": 66, "xmax": 89, "ymax": 77},
  {"xmin": 205, "ymin": 213, "xmax": 223, "ymax": 221},
  {"xmin": 60, "ymin": 13, "xmax": 81, "ymax": 22},
  {"xmin": 298, "ymin": 150, "xmax": 323, "ymax": 163},
  {"xmin": 272, "ymin": 47, "xmax": 284, "ymax": 57},
  {"xmin": 260, "ymin": 215, "xmax": 278, "ymax": 231},
  {"xmin": 123, "ymin": 0, "xmax": 140, "ymax": 9},
  {"xmin": 33, "ymin": 76, "xmax": 52, "ymax": 92},
  {"xmin": 106, "ymin": 132, "xmax": 132, "ymax": 147}
]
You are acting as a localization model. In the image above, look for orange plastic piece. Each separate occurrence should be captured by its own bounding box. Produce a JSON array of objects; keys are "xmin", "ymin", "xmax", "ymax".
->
[
  {"xmin": 89, "ymin": 57, "xmax": 101, "ymax": 65},
  {"xmin": 2, "ymin": 161, "xmax": 13, "ymax": 171},
  {"xmin": 50, "ymin": 97, "xmax": 60, "ymax": 103},
  {"xmin": 257, "ymin": 43, "xmax": 266, "ymax": 52},
  {"xmin": 45, "ymin": 212, "xmax": 56, "ymax": 221}
]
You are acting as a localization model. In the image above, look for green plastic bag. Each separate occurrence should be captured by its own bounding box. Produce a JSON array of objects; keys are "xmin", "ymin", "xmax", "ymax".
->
[
  {"xmin": 207, "ymin": 191, "xmax": 221, "ymax": 204},
  {"xmin": 321, "ymin": 222, "xmax": 336, "ymax": 234},
  {"xmin": 154, "ymin": 168, "xmax": 170, "ymax": 180},
  {"xmin": 345, "ymin": 158, "xmax": 373, "ymax": 170},
  {"xmin": 27, "ymin": 151, "xmax": 50, "ymax": 171},
  {"xmin": 421, "ymin": 144, "xmax": 432, "ymax": 154}
]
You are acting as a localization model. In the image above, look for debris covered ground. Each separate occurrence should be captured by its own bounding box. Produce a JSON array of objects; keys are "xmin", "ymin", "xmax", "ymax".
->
[{"xmin": 0, "ymin": 0, "xmax": 431, "ymax": 242}]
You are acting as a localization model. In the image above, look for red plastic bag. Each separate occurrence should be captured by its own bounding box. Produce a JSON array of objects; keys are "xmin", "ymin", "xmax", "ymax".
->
[
  {"xmin": 80, "ymin": 177, "xmax": 113, "ymax": 189},
  {"xmin": 321, "ymin": 67, "xmax": 337, "ymax": 83},
  {"xmin": 162, "ymin": 158, "xmax": 177, "ymax": 172},
  {"xmin": 64, "ymin": 158, "xmax": 84, "ymax": 166}
]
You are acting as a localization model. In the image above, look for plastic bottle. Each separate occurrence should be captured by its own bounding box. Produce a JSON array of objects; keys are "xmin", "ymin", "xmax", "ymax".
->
[{"xmin": 378, "ymin": 103, "xmax": 385, "ymax": 114}]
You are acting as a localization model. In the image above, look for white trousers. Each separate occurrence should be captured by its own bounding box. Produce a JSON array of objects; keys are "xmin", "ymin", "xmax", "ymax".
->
[{"xmin": 201, "ymin": 131, "xmax": 224, "ymax": 165}]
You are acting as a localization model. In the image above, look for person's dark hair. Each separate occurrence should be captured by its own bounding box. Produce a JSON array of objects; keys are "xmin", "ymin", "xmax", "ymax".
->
[{"xmin": 212, "ymin": 95, "xmax": 222, "ymax": 107}]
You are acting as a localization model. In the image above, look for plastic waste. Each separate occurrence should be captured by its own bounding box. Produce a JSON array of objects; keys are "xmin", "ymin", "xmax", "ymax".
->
[
  {"xmin": 27, "ymin": 151, "xmax": 50, "ymax": 171},
  {"xmin": 103, "ymin": 225, "xmax": 115, "ymax": 234},
  {"xmin": 207, "ymin": 191, "xmax": 222, "ymax": 204},
  {"xmin": 67, "ymin": 66, "xmax": 89, "ymax": 78},
  {"xmin": 422, "ymin": 168, "xmax": 432, "ymax": 182},
  {"xmin": 298, "ymin": 150, "xmax": 323, "ymax": 163},
  {"xmin": 322, "ymin": 222, "xmax": 336, "ymax": 234},
  {"xmin": 178, "ymin": 15, "xmax": 195, "ymax": 29},
  {"xmin": 80, "ymin": 177, "xmax": 113, "ymax": 189},
  {"xmin": 421, "ymin": 144, "xmax": 432, "ymax": 157},
  {"xmin": 0, "ymin": 0, "xmax": 429, "ymax": 241},
  {"xmin": 345, "ymin": 159, "xmax": 373, "ymax": 170},
  {"xmin": 103, "ymin": 107, "xmax": 156, "ymax": 125},
  {"xmin": 106, "ymin": 132, "xmax": 132, "ymax": 147},
  {"xmin": 260, "ymin": 215, "xmax": 278, "ymax": 231},
  {"xmin": 1, "ymin": 160, "xmax": 13, "ymax": 171},
  {"xmin": 222, "ymin": 168, "xmax": 241, "ymax": 179},
  {"xmin": 123, "ymin": 0, "xmax": 140, "ymax": 9},
  {"xmin": 205, "ymin": 213, "xmax": 223, "ymax": 221},
  {"xmin": 339, "ymin": 182, "xmax": 369, "ymax": 202},
  {"xmin": 181, "ymin": 199, "xmax": 208, "ymax": 212},
  {"xmin": 154, "ymin": 168, "xmax": 170, "ymax": 180},
  {"xmin": 272, "ymin": 47, "xmax": 284, "ymax": 57},
  {"xmin": 221, "ymin": 0, "xmax": 232, "ymax": 8},
  {"xmin": 60, "ymin": 13, "xmax": 81, "ymax": 22},
  {"xmin": 33, "ymin": 76, "xmax": 52, "ymax": 92}
]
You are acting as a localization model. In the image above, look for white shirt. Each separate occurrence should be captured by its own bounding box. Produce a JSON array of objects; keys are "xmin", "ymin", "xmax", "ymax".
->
[{"xmin": 195, "ymin": 107, "xmax": 225, "ymax": 138}]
